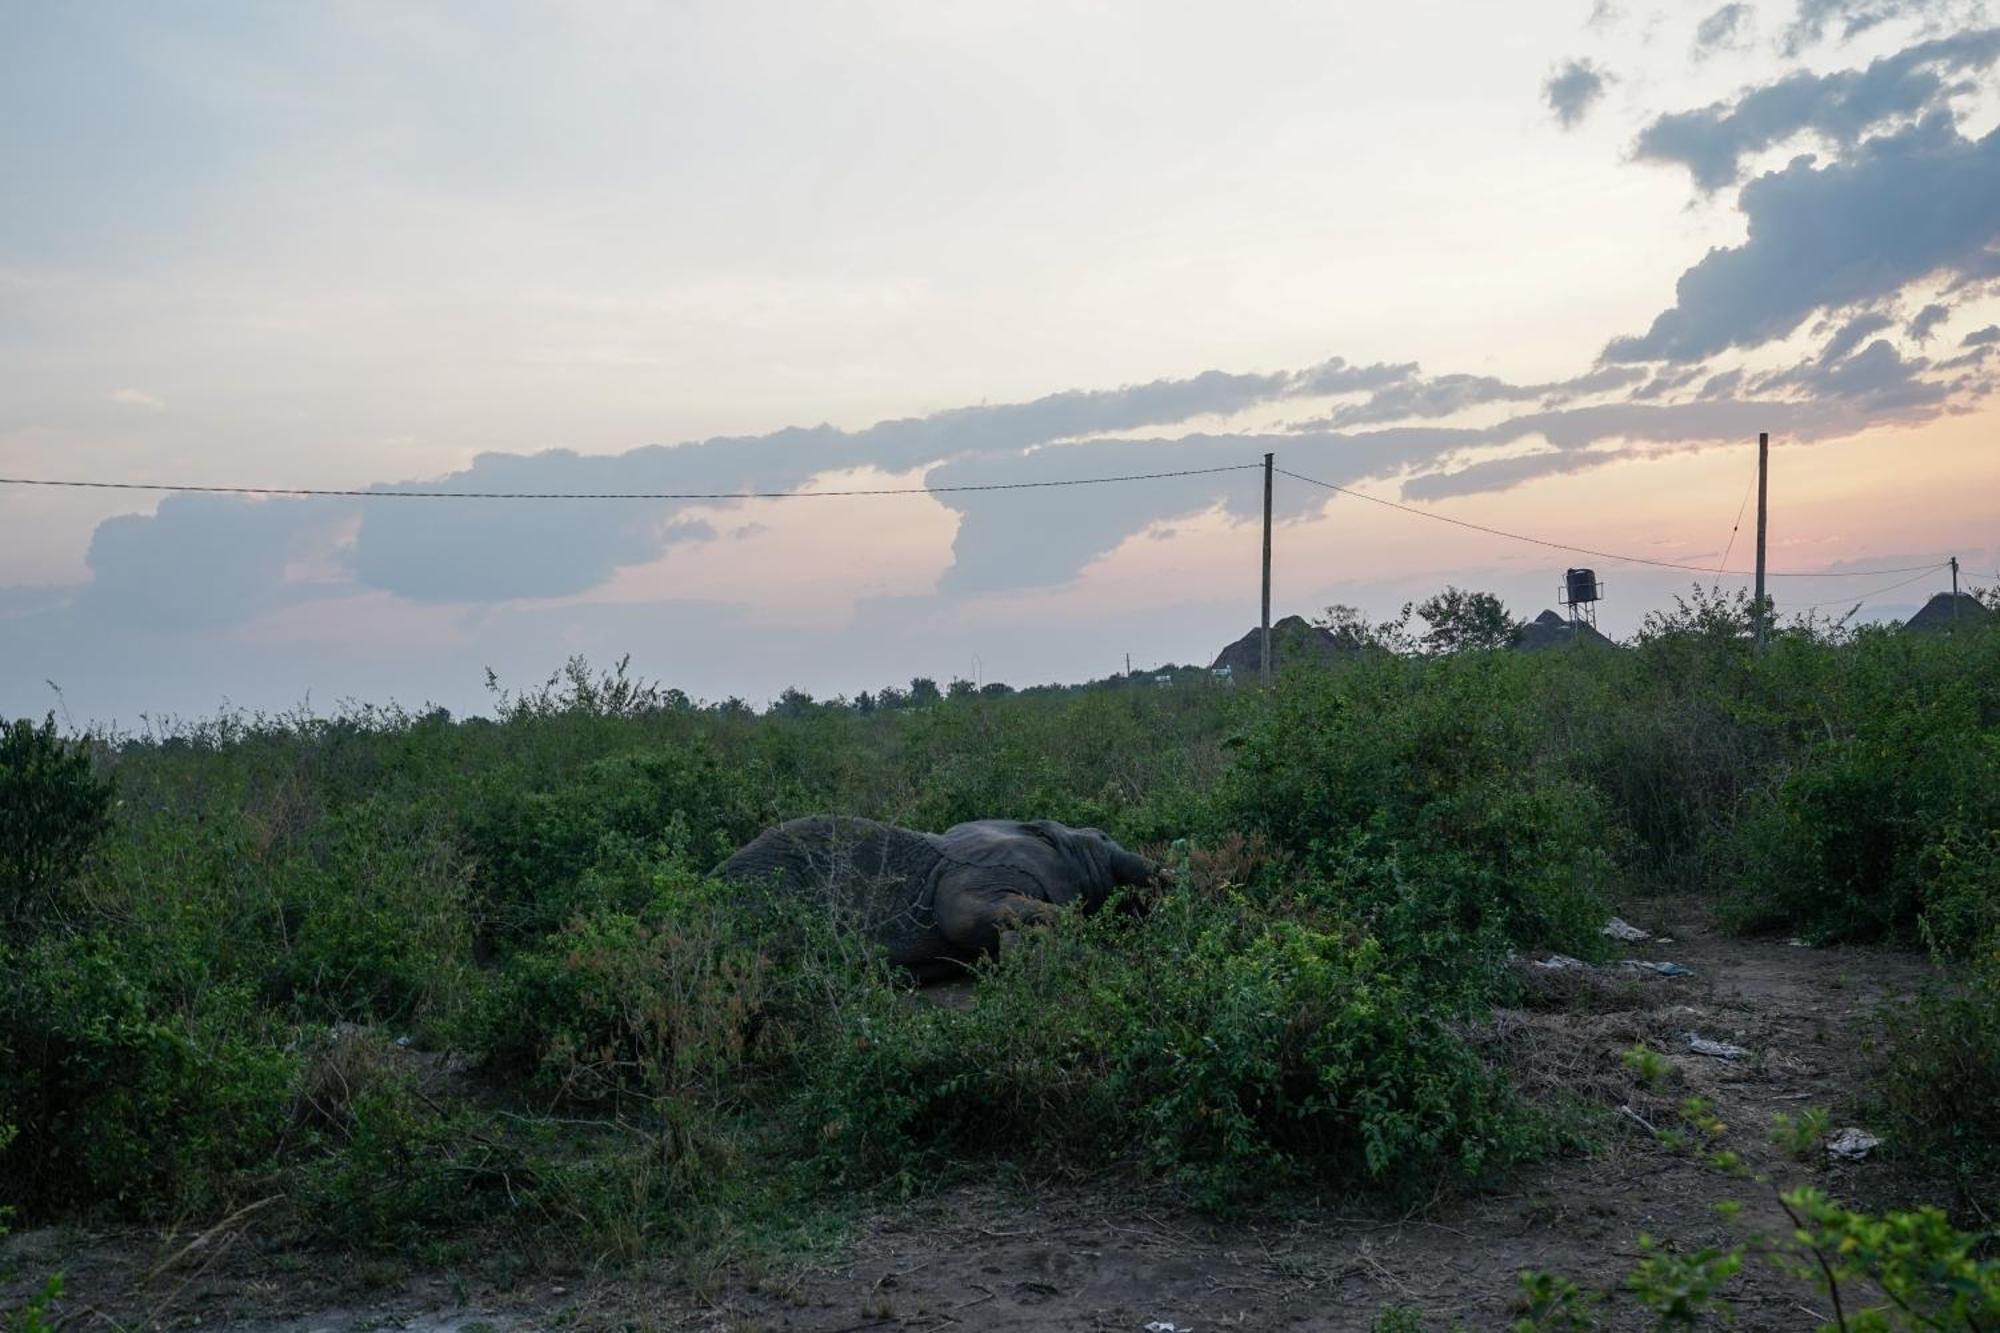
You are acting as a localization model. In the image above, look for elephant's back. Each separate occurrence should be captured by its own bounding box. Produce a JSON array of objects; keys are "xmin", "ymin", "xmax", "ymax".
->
[{"xmin": 716, "ymin": 816, "xmax": 946, "ymax": 942}]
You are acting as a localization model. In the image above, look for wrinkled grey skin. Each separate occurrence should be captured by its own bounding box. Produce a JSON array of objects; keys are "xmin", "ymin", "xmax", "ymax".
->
[{"xmin": 715, "ymin": 815, "xmax": 1164, "ymax": 981}]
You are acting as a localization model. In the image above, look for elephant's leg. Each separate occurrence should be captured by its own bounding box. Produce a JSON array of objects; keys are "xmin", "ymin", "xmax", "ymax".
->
[{"xmin": 935, "ymin": 886, "xmax": 1059, "ymax": 958}]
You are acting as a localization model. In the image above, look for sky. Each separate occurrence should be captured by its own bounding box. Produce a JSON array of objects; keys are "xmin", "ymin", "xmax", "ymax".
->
[{"xmin": 3, "ymin": 0, "xmax": 1998, "ymax": 723}]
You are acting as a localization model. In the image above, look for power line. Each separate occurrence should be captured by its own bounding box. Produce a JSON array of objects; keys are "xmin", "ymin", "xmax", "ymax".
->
[
  {"xmin": 1275, "ymin": 466, "xmax": 1944, "ymax": 580},
  {"xmin": 1716, "ymin": 458, "xmax": 1758, "ymax": 575},
  {"xmin": 1795, "ymin": 564, "xmax": 1945, "ymax": 614},
  {"xmin": 0, "ymin": 463, "xmax": 1261, "ymax": 501}
]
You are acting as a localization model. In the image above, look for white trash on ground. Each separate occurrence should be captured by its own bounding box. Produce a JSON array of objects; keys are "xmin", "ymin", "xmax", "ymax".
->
[
  {"xmin": 1685, "ymin": 1033, "xmax": 1751, "ymax": 1060},
  {"xmin": 1144, "ymin": 1323, "xmax": 1193, "ymax": 1333},
  {"xmin": 1602, "ymin": 917, "xmax": 1652, "ymax": 942},
  {"xmin": 1827, "ymin": 1128, "xmax": 1882, "ymax": 1161},
  {"xmin": 1621, "ymin": 959, "xmax": 1697, "ymax": 977},
  {"xmin": 1533, "ymin": 954, "xmax": 1592, "ymax": 970}
]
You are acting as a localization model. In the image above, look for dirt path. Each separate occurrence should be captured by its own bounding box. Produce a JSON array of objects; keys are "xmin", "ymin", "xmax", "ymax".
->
[{"xmin": 2, "ymin": 905, "xmax": 1940, "ymax": 1332}]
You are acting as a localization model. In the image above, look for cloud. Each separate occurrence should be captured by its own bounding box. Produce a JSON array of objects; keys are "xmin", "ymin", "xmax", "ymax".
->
[
  {"xmin": 1964, "ymin": 323, "xmax": 2000, "ymax": 345},
  {"xmin": 1606, "ymin": 116, "xmax": 2000, "ymax": 362},
  {"xmin": 1817, "ymin": 310, "xmax": 1899, "ymax": 363},
  {"xmin": 1906, "ymin": 301, "xmax": 1951, "ymax": 341},
  {"xmin": 1544, "ymin": 59, "xmax": 1611, "ymax": 129},
  {"xmin": 67, "ymin": 357, "xmax": 1402, "ymax": 613},
  {"xmin": 1782, "ymin": 0, "xmax": 1971, "ymax": 55},
  {"xmin": 107, "ymin": 388, "xmax": 165, "ymax": 410},
  {"xmin": 1693, "ymin": 4, "xmax": 1756, "ymax": 58},
  {"xmin": 1634, "ymin": 30, "xmax": 2000, "ymax": 190},
  {"xmin": 81, "ymin": 494, "xmax": 351, "ymax": 630}
]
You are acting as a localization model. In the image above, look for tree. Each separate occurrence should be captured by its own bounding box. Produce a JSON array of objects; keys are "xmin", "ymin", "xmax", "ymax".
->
[
  {"xmin": 1415, "ymin": 587, "xmax": 1519, "ymax": 654},
  {"xmin": 1316, "ymin": 603, "xmax": 1416, "ymax": 654},
  {"xmin": 908, "ymin": 677, "xmax": 942, "ymax": 707}
]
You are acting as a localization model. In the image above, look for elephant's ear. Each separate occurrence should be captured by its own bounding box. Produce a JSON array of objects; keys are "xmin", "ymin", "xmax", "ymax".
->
[{"xmin": 1047, "ymin": 822, "xmax": 1117, "ymax": 904}]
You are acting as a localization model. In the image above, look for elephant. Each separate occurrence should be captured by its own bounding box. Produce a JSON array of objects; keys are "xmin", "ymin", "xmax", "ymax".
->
[{"xmin": 714, "ymin": 815, "xmax": 1165, "ymax": 981}]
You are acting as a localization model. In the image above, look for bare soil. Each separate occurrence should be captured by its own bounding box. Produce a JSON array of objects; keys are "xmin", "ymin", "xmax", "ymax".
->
[{"xmin": 2, "ymin": 902, "xmax": 1945, "ymax": 1332}]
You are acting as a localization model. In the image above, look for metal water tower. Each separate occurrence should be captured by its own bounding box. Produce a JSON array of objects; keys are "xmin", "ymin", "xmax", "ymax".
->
[{"xmin": 1560, "ymin": 567, "xmax": 1602, "ymax": 629}]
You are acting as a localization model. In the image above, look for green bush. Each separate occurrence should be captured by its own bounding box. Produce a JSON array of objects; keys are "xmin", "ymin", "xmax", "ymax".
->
[
  {"xmin": 1873, "ymin": 958, "xmax": 2000, "ymax": 1215},
  {"xmin": 0, "ymin": 715, "xmax": 112, "ymax": 932},
  {"xmin": 1220, "ymin": 655, "xmax": 1614, "ymax": 967},
  {"xmin": 476, "ymin": 870, "xmax": 782, "ymax": 1104},
  {"xmin": 802, "ymin": 893, "xmax": 1540, "ymax": 1207},
  {"xmin": 0, "ymin": 932, "xmax": 295, "ymax": 1216}
]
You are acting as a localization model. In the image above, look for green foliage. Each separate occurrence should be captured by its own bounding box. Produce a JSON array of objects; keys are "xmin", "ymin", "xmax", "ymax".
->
[
  {"xmin": 1510, "ymin": 1269, "xmax": 1597, "ymax": 1331},
  {"xmin": 1623, "ymin": 1043, "xmax": 1671, "ymax": 1088},
  {"xmin": 7, "ymin": 618, "xmax": 1998, "ymax": 1260},
  {"xmin": 1775, "ymin": 1186, "xmax": 2000, "ymax": 1332},
  {"xmin": 0, "ymin": 714, "xmax": 113, "ymax": 931},
  {"xmin": 0, "ymin": 930, "xmax": 296, "ymax": 1217},
  {"xmin": 1769, "ymin": 1107, "xmax": 1831, "ymax": 1161},
  {"xmin": 1415, "ymin": 585, "xmax": 1521, "ymax": 655},
  {"xmin": 1624, "ymin": 1234, "xmax": 1746, "ymax": 1326},
  {"xmin": 1371, "ymin": 1305, "xmax": 1427, "ymax": 1333},
  {"xmin": 1872, "ymin": 959, "xmax": 2000, "ymax": 1214},
  {"xmin": 800, "ymin": 894, "xmax": 1542, "ymax": 1208},
  {"xmin": 1221, "ymin": 652, "xmax": 1614, "ymax": 969},
  {"xmin": 4, "ymin": 1274, "xmax": 64, "ymax": 1333},
  {"xmin": 476, "ymin": 869, "xmax": 780, "ymax": 1104}
]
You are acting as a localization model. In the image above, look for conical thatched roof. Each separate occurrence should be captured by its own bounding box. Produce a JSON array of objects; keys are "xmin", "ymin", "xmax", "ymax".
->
[
  {"xmin": 1512, "ymin": 609, "xmax": 1619, "ymax": 652},
  {"xmin": 1904, "ymin": 592, "xmax": 1992, "ymax": 634},
  {"xmin": 1210, "ymin": 615, "xmax": 1352, "ymax": 674}
]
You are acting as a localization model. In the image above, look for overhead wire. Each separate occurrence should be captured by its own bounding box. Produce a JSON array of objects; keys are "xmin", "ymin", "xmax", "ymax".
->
[
  {"xmin": 1274, "ymin": 466, "xmax": 1945, "ymax": 580},
  {"xmin": 0, "ymin": 464, "xmax": 1261, "ymax": 501},
  {"xmin": 1794, "ymin": 564, "xmax": 1949, "ymax": 614},
  {"xmin": 1714, "ymin": 458, "xmax": 1759, "ymax": 575},
  {"xmin": 0, "ymin": 461, "xmax": 1955, "ymax": 588}
]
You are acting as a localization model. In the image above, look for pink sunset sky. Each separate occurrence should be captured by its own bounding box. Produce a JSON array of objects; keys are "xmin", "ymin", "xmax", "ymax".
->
[{"xmin": 3, "ymin": 1, "xmax": 1997, "ymax": 721}]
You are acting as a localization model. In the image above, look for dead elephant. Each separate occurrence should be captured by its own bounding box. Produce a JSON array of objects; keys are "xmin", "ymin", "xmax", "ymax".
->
[{"xmin": 714, "ymin": 815, "xmax": 1166, "ymax": 981}]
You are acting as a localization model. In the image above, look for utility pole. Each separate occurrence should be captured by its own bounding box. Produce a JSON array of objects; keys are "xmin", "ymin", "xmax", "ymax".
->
[
  {"xmin": 1261, "ymin": 452, "xmax": 1274, "ymax": 687},
  {"xmin": 1952, "ymin": 556, "xmax": 1961, "ymax": 626},
  {"xmin": 1754, "ymin": 432, "xmax": 1769, "ymax": 652}
]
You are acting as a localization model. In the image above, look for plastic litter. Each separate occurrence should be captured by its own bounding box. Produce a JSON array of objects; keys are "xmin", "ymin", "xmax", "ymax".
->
[
  {"xmin": 1685, "ymin": 1033, "xmax": 1750, "ymax": 1060},
  {"xmin": 1827, "ymin": 1127, "xmax": 1882, "ymax": 1161},
  {"xmin": 1602, "ymin": 917, "xmax": 1652, "ymax": 942},
  {"xmin": 1622, "ymin": 960, "xmax": 1696, "ymax": 977},
  {"xmin": 1532, "ymin": 954, "xmax": 1592, "ymax": 970},
  {"xmin": 1144, "ymin": 1324, "xmax": 1192, "ymax": 1333}
]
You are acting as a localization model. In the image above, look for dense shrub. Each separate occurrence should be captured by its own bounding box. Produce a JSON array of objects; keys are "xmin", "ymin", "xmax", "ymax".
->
[
  {"xmin": 0, "ymin": 715, "xmax": 112, "ymax": 931},
  {"xmin": 801, "ymin": 894, "xmax": 1542, "ymax": 1207},
  {"xmin": 1219, "ymin": 653, "xmax": 1614, "ymax": 966},
  {"xmin": 0, "ymin": 932, "xmax": 295, "ymax": 1216},
  {"xmin": 5, "ymin": 619, "xmax": 1996, "ymax": 1249},
  {"xmin": 1873, "ymin": 959, "xmax": 2000, "ymax": 1216}
]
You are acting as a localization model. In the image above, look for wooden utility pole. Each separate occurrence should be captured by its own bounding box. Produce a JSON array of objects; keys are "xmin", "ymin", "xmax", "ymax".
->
[
  {"xmin": 1754, "ymin": 432, "xmax": 1769, "ymax": 652},
  {"xmin": 1952, "ymin": 556, "xmax": 1961, "ymax": 626},
  {"xmin": 1261, "ymin": 452, "xmax": 1274, "ymax": 687}
]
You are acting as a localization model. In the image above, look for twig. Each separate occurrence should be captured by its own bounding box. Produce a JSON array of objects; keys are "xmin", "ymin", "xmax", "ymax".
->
[
  {"xmin": 143, "ymin": 1195, "xmax": 282, "ymax": 1283},
  {"xmin": 1620, "ymin": 1103, "xmax": 1661, "ymax": 1137}
]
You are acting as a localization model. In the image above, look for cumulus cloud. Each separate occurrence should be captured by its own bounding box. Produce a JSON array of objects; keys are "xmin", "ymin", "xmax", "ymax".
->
[
  {"xmin": 1545, "ymin": 59, "xmax": 1611, "ymax": 128},
  {"xmin": 1964, "ymin": 323, "xmax": 2000, "ymax": 345},
  {"xmin": 1693, "ymin": 4, "xmax": 1756, "ymax": 58},
  {"xmin": 1607, "ymin": 116, "xmax": 2000, "ymax": 362},
  {"xmin": 1634, "ymin": 30, "xmax": 2000, "ymax": 190}
]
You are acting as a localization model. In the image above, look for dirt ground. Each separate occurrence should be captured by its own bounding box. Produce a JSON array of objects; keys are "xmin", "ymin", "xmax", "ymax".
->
[{"xmin": 2, "ymin": 902, "xmax": 1945, "ymax": 1332}]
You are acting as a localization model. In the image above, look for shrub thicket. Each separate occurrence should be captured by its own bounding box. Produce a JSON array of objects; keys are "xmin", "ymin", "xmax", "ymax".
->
[{"xmin": 1, "ymin": 614, "xmax": 1994, "ymax": 1254}]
